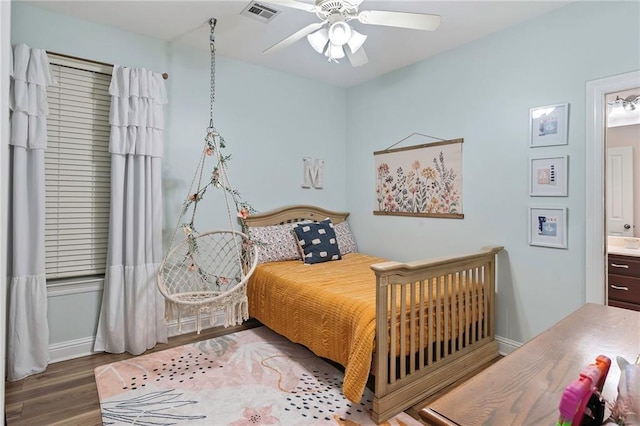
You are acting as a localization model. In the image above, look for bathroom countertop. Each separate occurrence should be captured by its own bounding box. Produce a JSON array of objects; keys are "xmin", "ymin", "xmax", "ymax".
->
[
  {"xmin": 608, "ymin": 236, "xmax": 640, "ymax": 257},
  {"xmin": 608, "ymin": 245, "xmax": 640, "ymax": 257}
]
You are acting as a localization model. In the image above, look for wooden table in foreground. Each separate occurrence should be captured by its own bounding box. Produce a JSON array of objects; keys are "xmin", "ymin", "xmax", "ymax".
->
[{"xmin": 420, "ymin": 303, "xmax": 640, "ymax": 426}]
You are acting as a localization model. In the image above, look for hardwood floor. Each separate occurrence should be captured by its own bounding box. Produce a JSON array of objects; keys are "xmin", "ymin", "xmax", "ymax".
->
[
  {"xmin": 4, "ymin": 320, "xmax": 261, "ymax": 426},
  {"xmin": 4, "ymin": 322, "xmax": 501, "ymax": 425}
]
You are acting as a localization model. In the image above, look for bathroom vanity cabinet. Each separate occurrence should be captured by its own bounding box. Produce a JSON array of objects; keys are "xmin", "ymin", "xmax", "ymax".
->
[{"xmin": 608, "ymin": 253, "xmax": 640, "ymax": 311}]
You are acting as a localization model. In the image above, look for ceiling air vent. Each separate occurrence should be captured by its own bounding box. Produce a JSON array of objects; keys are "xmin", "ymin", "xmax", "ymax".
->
[{"xmin": 241, "ymin": 1, "xmax": 281, "ymax": 23}]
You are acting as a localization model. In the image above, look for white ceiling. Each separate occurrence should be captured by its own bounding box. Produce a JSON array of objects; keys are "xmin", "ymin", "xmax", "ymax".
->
[{"xmin": 28, "ymin": 0, "xmax": 575, "ymax": 87}]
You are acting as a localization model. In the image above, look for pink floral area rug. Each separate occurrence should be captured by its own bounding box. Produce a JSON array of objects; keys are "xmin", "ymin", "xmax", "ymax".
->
[{"xmin": 94, "ymin": 326, "xmax": 421, "ymax": 426}]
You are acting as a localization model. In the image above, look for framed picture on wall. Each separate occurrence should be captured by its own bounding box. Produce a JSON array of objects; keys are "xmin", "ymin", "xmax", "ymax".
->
[
  {"xmin": 529, "ymin": 155, "xmax": 568, "ymax": 196},
  {"xmin": 529, "ymin": 103, "xmax": 569, "ymax": 147},
  {"xmin": 529, "ymin": 207, "xmax": 568, "ymax": 249}
]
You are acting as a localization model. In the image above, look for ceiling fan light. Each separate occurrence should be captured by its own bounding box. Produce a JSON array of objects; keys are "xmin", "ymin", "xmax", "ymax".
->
[
  {"xmin": 347, "ymin": 29, "xmax": 367, "ymax": 53},
  {"xmin": 328, "ymin": 21, "xmax": 352, "ymax": 46},
  {"xmin": 327, "ymin": 42, "xmax": 345, "ymax": 59},
  {"xmin": 307, "ymin": 28, "xmax": 329, "ymax": 54}
]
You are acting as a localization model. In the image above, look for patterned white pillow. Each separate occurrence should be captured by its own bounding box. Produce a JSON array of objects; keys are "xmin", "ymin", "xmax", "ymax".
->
[
  {"xmin": 248, "ymin": 223, "xmax": 305, "ymax": 264},
  {"xmin": 334, "ymin": 220, "xmax": 358, "ymax": 254}
]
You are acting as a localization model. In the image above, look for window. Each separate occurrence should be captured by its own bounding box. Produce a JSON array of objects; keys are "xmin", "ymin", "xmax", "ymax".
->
[{"xmin": 45, "ymin": 55, "xmax": 112, "ymax": 279}]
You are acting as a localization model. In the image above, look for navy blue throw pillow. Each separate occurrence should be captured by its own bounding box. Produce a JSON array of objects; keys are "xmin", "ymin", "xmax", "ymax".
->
[{"xmin": 293, "ymin": 219, "xmax": 342, "ymax": 264}]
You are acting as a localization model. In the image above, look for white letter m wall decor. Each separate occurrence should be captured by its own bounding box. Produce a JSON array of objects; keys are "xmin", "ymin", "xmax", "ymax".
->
[{"xmin": 302, "ymin": 157, "xmax": 324, "ymax": 189}]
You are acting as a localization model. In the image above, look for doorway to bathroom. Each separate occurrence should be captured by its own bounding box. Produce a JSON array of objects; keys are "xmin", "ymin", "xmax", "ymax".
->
[
  {"xmin": 585, "ymin": 70, "xmax": 640, "ymax": 307},
  {"xmin": 606, "ymin": 91, "xmax": 638, "ymax": 238}
]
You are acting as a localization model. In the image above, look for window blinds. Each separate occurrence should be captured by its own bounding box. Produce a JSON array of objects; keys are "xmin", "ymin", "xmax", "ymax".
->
[{"xmin": 45, "ymin": 57, "xmax": 112, "ymax": 279}]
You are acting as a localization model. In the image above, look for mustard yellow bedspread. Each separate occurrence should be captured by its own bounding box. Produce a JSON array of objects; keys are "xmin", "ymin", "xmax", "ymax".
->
[
  {"xmin": 247, "ymin": 253, "xmax": 383, "ymax": 404},
  {"xmin": 247, "ymin": 253, "xmax": 485, "ymax": 404}
]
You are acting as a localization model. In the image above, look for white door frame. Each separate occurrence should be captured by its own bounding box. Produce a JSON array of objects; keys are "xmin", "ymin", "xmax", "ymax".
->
[{"xmin": 585, "ymin": 70, "xmax": 640, "ymax": 304}]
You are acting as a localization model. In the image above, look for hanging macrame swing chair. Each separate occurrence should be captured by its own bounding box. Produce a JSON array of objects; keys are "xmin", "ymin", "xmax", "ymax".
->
[{"xmin": 158, "ymin": 18, "xmax": 258, "ymax": 334}]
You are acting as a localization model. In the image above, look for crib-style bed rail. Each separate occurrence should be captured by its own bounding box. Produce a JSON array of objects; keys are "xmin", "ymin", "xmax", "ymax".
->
[{"xmin": 371, "ymin": 245, "xmax": 503, "ymax": 423}]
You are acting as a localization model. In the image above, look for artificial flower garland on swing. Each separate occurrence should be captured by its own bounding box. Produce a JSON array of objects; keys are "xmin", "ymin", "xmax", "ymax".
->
[{"xmin": 157, "ymin": 18, "xmax": 258, "ymax": 334}]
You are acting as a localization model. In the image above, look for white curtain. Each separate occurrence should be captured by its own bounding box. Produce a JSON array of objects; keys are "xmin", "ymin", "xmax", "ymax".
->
[
  {"xmin": 7, "ymin": 44, "xmax": 54, "ymax": 380},
  {"xmin": 94, "ymin": 65, "xmax": 168, "ymax": 355}
]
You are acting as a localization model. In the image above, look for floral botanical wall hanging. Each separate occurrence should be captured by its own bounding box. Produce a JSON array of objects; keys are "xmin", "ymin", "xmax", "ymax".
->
[{"xmin": 374, "ymin": 137, "xmax": 464, "ymax": 219}]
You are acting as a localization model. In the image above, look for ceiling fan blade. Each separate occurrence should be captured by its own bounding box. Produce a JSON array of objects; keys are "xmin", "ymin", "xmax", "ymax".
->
[
  {"xmin": 345, "ymin": 46, "xmax": 368, "ymax": 67},
  {"xmin": 259, "ymin": 0, "xmax": 317, "ymax": 13},
  {"xmin": 357, "ymin": 10, "xmax": 441, "ymax": 31},
  {"xmin": 263, "ymin": 21, "xmax": 327, "ymax": 55}
]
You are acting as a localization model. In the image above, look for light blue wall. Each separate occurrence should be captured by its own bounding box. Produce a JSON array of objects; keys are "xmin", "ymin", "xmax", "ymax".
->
[
  {"xmin": 164, "ymin": 44, "xmax": 346, "ymax": 238},
  {"xmin": 10, "ymin": 1, "xmax": 346, "ymax": 349},
  {"xmin": 10, "ymin": 2, "xmax": 167, "ymax": 73},
  {"xmin": 345, "ymin": 0, "xmax": 640, "ymax": 343}
]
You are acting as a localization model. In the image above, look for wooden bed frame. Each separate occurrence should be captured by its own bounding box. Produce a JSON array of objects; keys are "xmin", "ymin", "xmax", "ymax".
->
[{"xmin": 243, "ymin": 205, "xmax": 503, "ymax": 423}]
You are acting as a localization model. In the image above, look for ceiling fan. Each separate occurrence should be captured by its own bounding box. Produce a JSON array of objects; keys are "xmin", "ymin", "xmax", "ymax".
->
[{"xmin": 261, "ymin": 0, "xmax": 441, "ymax": 67}]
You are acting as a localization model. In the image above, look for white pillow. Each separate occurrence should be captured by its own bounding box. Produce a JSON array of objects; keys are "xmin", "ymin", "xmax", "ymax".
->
[
  {"xmin": 334, "ymin": 220, "xmax": 358, "ymax": 254},
  {"xmin": 248, "ymin": 223, "xmax": 302, "ymax": 264}
]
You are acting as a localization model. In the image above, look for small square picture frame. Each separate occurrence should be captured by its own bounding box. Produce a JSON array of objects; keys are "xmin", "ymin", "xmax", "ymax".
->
[
  {"xmin": 529, "ymin": 207, "xmax": 568, "ymax": 249},
  {"xmin": 529, "ymin": 155, "xmax": 568, "ymax": 197},
  {"xmin": 529, "ymin": 103, "xmax": 569, "ymax": 147}
]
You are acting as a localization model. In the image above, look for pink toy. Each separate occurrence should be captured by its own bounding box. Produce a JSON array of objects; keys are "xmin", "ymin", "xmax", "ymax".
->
[{"xmin": 557, "ymin": 355, "xmax": 611, "ymax": 426}]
